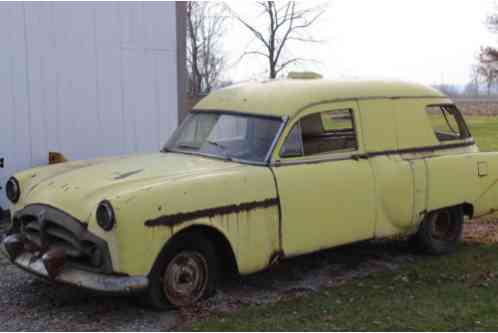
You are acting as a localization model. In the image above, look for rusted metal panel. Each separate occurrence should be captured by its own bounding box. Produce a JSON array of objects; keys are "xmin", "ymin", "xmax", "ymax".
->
[
  {"xmin": 144, "ymin": 198, "xmax": 279, "ymax": 227},
  {"xmin": 8, "ymin": 251, "xmax": 148, "ymax": 293},
  {"xmin": 42, "ymin": 248, "xmax": 66, "ymax": 279}
]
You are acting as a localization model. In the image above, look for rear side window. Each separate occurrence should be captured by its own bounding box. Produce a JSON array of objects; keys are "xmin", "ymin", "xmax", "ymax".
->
[
  {"xmin": 281, "ymin": 109, "xmax": 357, "ymax": 157},
  {"xmin": 425, "ymin": 105, "xmax": 470, "ymax": 142}
]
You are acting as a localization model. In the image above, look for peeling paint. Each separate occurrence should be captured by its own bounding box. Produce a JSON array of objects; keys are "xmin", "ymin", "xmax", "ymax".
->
[{"xmin": 144, "ymin": 198, "xmax": 280, "ymax": 227}]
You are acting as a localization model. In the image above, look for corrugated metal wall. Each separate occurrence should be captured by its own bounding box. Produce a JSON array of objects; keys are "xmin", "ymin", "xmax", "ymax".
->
[{"xmin": 0, "ymin": 2, "xmax": 181, "ymax": 208}]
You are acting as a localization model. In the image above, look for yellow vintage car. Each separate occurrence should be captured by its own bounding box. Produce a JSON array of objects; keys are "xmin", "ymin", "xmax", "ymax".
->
[{"xmin": 2, "ymin": 79, "xmax": 498, "ymax": 308}]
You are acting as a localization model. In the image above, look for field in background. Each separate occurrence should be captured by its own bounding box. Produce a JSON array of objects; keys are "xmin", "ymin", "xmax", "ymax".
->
[
  {"xmin": 456, "ymin": 99, "xmax": 498, "ymax": 117},
  {"xmin": 465, "ymin": 116, "xmax": 498, "ymax": 152},
  {"xmin": 455, "ymin": 99, "xmax": 498, "ymax": 152}
]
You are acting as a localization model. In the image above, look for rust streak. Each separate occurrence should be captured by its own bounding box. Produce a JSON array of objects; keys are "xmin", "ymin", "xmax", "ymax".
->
[
  {"xmin": 144, "ymin": 198, "xmax": 279, "ymax": 227},
  {"xmin": 113, "ymin": 169, "xmax": 144, "ymax": 180}
]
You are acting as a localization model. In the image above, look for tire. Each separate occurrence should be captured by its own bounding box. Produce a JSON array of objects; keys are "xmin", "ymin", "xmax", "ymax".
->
[
  {"xmin": 140, "ymin": 233, "xmax": 218, "ymax": 310},
  {"xmin": 414, "ymin": 206, "xmax": 464, "ymax": 255}
]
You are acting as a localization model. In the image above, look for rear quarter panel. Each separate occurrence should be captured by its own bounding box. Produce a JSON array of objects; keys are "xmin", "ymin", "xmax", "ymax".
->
[
  {"xmin": 472, "ymin": 152, "xmax": 498, "ymax": 217},
  {"xmin": 425, "ymin": 152, "xmax": 481, "ymax": 212},
  {"xmin": 425, "ymin": 150, "xmax": 498, "ymax": 218}
]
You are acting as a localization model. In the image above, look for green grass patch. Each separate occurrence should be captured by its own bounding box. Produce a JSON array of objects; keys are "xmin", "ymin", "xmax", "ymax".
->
[
  {"xmin": 466, "ymin": 116, "xmax": 498, "ymax": 152},
  {"xmin": 188, "ymin": 243, "xmax": 498, "ymax": 331}
]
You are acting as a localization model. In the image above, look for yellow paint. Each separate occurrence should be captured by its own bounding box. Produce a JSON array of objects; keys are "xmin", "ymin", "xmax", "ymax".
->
[
  {"xmin": 195, "ymin": 80, "xmax": 445, "ymax": 118},
  {"xmin": 8, "ymin": 80, "xmax": 498, "ymax": 280},
  {"xmin": 271, "ymin": 101, "xmax": 375, "ymax": 255},
  {"xmin": 12, "ymin": 153, "xmax": 279, "ymax": 275}
]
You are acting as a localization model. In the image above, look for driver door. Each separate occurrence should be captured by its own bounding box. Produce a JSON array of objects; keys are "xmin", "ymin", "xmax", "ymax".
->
[{"xmin": 271, "ymin": 101, "xmax": 376, "ymax": 256}]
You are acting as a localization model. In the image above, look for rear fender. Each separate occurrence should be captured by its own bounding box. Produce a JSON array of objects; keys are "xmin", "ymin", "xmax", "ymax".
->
[{"xmin": 426, "ymin": 152, "xmax": 498, "ymax": 217}]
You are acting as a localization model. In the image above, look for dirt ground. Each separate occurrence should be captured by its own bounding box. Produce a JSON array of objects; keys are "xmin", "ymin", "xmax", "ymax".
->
[{"xmin": 0, "ymin": 216, "xmax": 496, "ymax": 331}]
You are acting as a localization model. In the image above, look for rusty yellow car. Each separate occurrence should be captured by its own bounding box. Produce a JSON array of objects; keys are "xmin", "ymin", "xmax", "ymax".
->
[{"xmin": 2, "ymin": 79, "xmax": 498, "ymax": 308}]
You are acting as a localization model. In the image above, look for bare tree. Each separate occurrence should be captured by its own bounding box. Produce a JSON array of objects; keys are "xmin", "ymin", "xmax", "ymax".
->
[
  {"xmin": 472, "ymin": 8, "xmax": 498, "ymax": 96},
  {"xmin": 186, "ymin": 2, "xmax": 227, "ymax": 96},
  {"xmin": 477, "ymin": 47, "xmax": 498, "ymax": 95},
  {"xmin": 230, "ymin": 2, "xmax": 326, "ymax": 79},
  {"xmin": 487, "ymin": 10, "xmax": 498, "ymax": 34},
  {"xmin": 463, "ymin": 65, "xmax": 480, "ymax": 97}
]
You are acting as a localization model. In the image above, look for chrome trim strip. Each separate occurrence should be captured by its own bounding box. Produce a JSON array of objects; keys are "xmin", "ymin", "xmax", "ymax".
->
[
  {"xmin": 265, "ymin": 115, "xmax": 289, "ymax": 164},
  {"xmin": 271, "ymin": 139, "xmax": 476, "ymax": 167},
  {"xmin": 272, "ymin": 152, "xmax": 356, "ymax": 166},
  {"xmin": 7, "ymin": 250, "xmax": 148, "ymax": 294}
]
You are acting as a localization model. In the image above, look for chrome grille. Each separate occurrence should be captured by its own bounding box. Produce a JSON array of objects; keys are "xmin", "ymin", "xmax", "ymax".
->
[{"xmin": 13, "ymin": 205, "xmax": 112, "ymax": 273}]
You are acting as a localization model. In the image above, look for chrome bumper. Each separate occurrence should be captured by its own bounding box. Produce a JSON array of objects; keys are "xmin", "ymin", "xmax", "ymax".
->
[{"xmin": 1, "ymin": 242, "xmax": 148, "ymax": 294}]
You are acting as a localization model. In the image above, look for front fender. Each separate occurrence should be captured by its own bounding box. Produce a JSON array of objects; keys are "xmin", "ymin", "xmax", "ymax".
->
[{"xmin": 92, "ymin": 165, "xmax": 280, "ymax": 276}]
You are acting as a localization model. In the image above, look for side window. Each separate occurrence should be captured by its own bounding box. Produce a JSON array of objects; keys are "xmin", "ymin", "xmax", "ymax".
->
[
  {"xmin": 280, "ymin": 109, "xmax": 357, "ymax": 158},
  {"xmin": 281, "ymin": 124, "xmax": 304, "ymax": 157},
  {"xmin": 425, "ymin": 105, "xmax": 470, "ymax": 142}
]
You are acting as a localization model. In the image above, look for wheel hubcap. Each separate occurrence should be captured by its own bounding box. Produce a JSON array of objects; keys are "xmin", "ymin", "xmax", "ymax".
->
[{"xmin": 163, "ymin": 251, "xmax": 208, "ymax": 307}]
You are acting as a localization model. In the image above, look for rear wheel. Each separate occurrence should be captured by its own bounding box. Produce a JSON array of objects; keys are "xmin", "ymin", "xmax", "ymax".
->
[
  {"xmin": 414, "ymin": 206, "xmax": 464, "ymax": 255},
  {"xmin": 141, "ymin": 233, "xmax": 218, "ymax": 309}
]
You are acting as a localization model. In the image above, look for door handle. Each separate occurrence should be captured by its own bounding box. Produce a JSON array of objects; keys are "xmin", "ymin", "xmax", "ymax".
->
[{"xmin": 352, "ymin": 153, "xmax": 369, "ymax": 161}]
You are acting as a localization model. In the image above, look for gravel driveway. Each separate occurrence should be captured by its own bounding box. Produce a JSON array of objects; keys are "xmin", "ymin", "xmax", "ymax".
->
[{"xmin": 0, "ymin": 216, "xmax": 421, "ymax": 331}]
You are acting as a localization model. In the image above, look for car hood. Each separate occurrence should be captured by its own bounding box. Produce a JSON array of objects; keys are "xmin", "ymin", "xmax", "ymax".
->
[{"xmin": 16, "ymin": 153, "xmax": 243, "ymax": 222}]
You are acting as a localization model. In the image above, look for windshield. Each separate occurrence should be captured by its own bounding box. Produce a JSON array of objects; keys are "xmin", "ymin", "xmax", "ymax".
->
[{"xmin": 164, "ymin": 112, "xmax": 283, "ymax": 164}]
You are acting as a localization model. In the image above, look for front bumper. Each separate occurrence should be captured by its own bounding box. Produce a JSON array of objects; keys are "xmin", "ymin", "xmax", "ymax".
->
[{"xmin": 1, "ymin": 241, "xmax": 148, "ymax": 293}]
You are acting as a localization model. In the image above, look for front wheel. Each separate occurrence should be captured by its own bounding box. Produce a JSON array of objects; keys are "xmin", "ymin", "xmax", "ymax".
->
[
  {"xmin": 141, "ymin": 233, "xmax": 218, "ymax": 309},
  {"xmin": 414, "ymin": 206, "xmax": 464, "ymax": 255}
]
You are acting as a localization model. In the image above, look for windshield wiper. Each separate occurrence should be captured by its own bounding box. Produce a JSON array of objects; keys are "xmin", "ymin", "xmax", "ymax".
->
[{"xmin": 206, "ymin": 140, "xmax": 233, "ymax": 161}]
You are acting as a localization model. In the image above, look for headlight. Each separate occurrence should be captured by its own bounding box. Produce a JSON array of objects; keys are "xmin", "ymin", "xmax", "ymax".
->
[
  {"xmin": 96, "ymin": 200, "xmax": 115, "ymax": 231},
  {"xmin": 6, "ymin": 177, "xmax": 20, "ymax": 203}
]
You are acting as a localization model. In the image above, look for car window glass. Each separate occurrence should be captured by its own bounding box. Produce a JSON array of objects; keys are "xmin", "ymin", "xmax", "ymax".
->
[
  {"xmin": 426, "ymin": 105, "xmax": 470, "ymax": 142},
  {"xmin": 208, "ymin": 116, "xmax": 247, "ymax": 141},
  {"xmin": 321, "ymin": 109, "xmax": 354, "ymax": 132},
  {"xmin": 301, "ymin": 109, "xmax": 357, "ymax": 156},
  {"xmin": 166, "ymin": 112, "xmax": 282, "ymax": 163},
  {"xmin": 281, "ymin": 109, "xmax": 357, "ymax": 158},
  {"xmin": 280, "ymin": 124, "xmax": 304, "ymax": 157},
  {"xmin": 177, "ymin": 113, "xmax": 218, "ymax": 147}
]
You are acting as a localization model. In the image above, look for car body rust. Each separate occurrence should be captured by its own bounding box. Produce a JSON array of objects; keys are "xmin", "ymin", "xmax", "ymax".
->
[{"xmin": 144, "ymin": 198, "xmax": 279, "ymax": 227}]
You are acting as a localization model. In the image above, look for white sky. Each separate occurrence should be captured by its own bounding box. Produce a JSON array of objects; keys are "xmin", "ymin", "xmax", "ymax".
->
[{"xmin": 222, "ymin": 0, "xmax": 497, "ymax": 86}]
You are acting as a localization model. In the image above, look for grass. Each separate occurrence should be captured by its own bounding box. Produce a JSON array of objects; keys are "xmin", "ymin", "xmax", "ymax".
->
[
  {"xmin": 185, "ymin": 115, "xmax": 498, "ymax": 331},
  {"xmin": 188, "ymin": 243, "xmax": 498, "ymax": 331},
  {"xmin": 467, "ymin": 116, "xmax": 498, "ymax": 152}
]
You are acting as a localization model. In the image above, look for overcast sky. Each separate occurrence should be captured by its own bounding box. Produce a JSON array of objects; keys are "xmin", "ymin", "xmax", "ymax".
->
[{"xmin": 223, "ymin": 0, "xmax": 497, "ymax": 86}]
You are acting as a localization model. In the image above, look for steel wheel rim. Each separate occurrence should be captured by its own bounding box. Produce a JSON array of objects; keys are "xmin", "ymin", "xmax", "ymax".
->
[{"xmin": 163, "ymin": 251, "xmax": 208, "ymax": 307}]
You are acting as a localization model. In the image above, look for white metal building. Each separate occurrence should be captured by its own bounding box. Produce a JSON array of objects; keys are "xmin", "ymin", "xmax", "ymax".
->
[{"xmin": 0, "ymin": 2, "xmax": 186, "ymax": 210}]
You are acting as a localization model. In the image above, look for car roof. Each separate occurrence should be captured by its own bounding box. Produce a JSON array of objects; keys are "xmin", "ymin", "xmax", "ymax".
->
[{"xmin": 194, "ymin": 79, "xmax": 447, "ymax": 118}]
